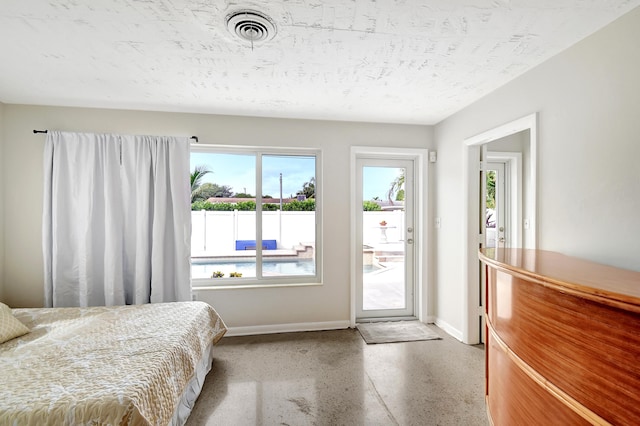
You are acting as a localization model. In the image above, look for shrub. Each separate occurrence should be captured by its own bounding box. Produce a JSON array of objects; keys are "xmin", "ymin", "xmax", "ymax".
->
[
  {"xmin": 191, "ymin": 199, "xmax": 316, "ymax": 211},
  {"xmin": 191, "ymin": 200, "xmax": 215, "ymax": 211},
  {"xmin": 263, "ymin": 203, "xmax": 279, "ymax": 211},
  {"xmin": 363, "ymin": 201, "xmax": 382, "ymax": 211},
  {"xmin": 235, "ymin": 201, "xmax": 256, "ymax": 211},
  {"xmin": 282, "ymin": 199, "xmax": 315, "ymax": 211}
]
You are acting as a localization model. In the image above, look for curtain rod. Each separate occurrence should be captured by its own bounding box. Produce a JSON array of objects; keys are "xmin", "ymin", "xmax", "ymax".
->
[{"xmin": 33, "ymin": 129, "xmax": 198, "ymax": 143}]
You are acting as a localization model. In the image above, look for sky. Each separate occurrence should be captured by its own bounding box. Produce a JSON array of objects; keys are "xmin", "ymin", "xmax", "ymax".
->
[
  {"xmin": 191, "ymin": 152, "xmax": 314, "ymax": 198},
  {"xmin": 363, "ymin": 167, "xmax": 403, "ymax": 201},
  {"xmin": 191, "ymin": 152, "xmax": 403, "ymax": 200}
]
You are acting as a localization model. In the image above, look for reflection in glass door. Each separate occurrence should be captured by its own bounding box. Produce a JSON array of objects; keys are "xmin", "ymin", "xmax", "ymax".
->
[{"xmin": 356, "ymin": 158, "xmax": 414, "ymax": 320}]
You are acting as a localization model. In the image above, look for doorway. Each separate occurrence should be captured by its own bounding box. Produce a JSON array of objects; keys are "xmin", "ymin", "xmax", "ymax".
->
[
  {"xmin": 485, "ymin": 151, "xmax": 524, "ymax": 249},
  {"xmin": 349, "ymin": 147, "xmax": 429, "ymax": 327},
  {"xmin": 480, "ymin": 162, "xmax": 506, "ymax": 248},
  {"xmin": 479, "ymin": 153, "xmax": 521, "ymax": 342},
  {"xmin": 462, "ymin": 113, "xmax": 537, "ymax": 344},
  {"xmin": 484, "ymin": 161, "xmax": 506, "ymax": 249},
  {"xmin": 355, "ymin": 158, "xmax": 415, "ymax": 320}
]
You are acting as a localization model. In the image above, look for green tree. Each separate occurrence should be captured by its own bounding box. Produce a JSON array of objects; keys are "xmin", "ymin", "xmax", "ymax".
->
[
  {"xmin": 190, "ymin": 165, "xmax": 211, "ymax": 202},
  {"xmin": 192, "ymin": 183, "xmax": 235, "ymax": 201},
  {"xmin": 297, "ymin": 177, "xmax": 316, "ymax": 199},
  {"xmin": 486, "ymin": 171, "xmax": 496, "ymax": 209},
  {"xmin": 192, "ymin": 182, "xmax": 222, "ymax": 202},
  {"xmin": 234, "ymin": 192, "xmax": 253, "ymax": 198},
  {"xmin": 215, "ymin": 185, "xmax": 234, "ymax": 198}
]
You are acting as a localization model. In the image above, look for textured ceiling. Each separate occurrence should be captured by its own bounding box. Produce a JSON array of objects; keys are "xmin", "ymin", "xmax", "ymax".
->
[{"xmin": 0, "ymin": 1, "xmax": 638, "ymax": 125}]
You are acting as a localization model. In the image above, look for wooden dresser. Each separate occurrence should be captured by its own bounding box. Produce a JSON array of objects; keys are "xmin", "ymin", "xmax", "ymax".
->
[{"xmin": 478, "ymin": 248, "xmax": 640, "ymax": 425}]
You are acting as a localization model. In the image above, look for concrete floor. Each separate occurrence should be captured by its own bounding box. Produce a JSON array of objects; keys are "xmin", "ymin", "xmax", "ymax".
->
[{"xmin": 186, "ymin": 325, "xmax": 488, "ymax": 426}]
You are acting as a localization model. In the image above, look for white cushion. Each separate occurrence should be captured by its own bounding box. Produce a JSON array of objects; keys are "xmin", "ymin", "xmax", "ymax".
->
[{"xmin": 0, "ymin": 302, "xmax": 30, "ymax": 344}]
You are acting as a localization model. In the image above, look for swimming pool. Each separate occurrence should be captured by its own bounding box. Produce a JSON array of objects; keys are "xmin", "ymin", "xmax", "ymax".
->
[
  {"xmin": 192, "ymin": 258, "xmax": 381, "ymax": 279},
  {"xmin": 191, "ymin": 258, "xmax": 316, "ymax": 279}
]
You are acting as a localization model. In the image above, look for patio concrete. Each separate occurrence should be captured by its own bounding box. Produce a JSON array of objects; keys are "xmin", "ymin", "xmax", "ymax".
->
[{"xmin": 363, "ymin": 241, "xmax": 406, "ymax": 311}]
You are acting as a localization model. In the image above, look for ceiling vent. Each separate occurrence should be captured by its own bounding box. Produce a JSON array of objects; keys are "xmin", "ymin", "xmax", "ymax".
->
[{"xmin": 226, "ymin": 10, "xmax": 277, "ymax": 45}]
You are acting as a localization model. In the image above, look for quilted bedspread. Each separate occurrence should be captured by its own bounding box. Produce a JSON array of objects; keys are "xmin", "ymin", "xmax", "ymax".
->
[{"xmin": 0, "ymin": 301, "xmax": 227, "ymax": 426}]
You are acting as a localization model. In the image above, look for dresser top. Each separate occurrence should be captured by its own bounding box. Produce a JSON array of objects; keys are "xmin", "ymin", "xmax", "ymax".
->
[{"xmin": 479, "ymin": 248, "xmax": 640, "ymax": 310}]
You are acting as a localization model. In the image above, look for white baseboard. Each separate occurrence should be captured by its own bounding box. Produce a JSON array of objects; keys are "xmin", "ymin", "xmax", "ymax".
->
[
  {"xmin": 225, "ymin": 320, "xmax": 351, "ymax": 337},
  {"xmin": 423, "ymin": 315, "xmax": 437, "ymax": 324},
  {"xmin": 435, "ymin": 318, "xmax": 463, "ymax": 342}
]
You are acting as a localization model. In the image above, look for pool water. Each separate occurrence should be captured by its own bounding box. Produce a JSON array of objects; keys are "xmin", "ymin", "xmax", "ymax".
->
[
  {"xmin": 192, "ymin": 259, "xmax": 315, "ymax": 279},
  {"xmin": 192, "ymin": 258, "xmax": 382, "ymax": 279}
]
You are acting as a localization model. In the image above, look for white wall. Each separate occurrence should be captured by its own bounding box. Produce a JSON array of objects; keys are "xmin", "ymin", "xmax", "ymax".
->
[
  {"xmin": 434, "ymin": 8, "xmax": 640, "ymax": 335},
  {"xmin": 1, "ymin": 105, "xmax": 434, "ymax": 331},
  {"xmin": 486, "ymin": 131, "xmax": 525, "ymax": 152},
  {"xmin": 0, "ymin": 101, "xmax": 4, "ymax": 301}
]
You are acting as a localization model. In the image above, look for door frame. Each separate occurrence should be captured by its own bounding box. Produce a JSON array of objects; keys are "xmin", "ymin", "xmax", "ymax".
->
[
  {"xmin": 355, "ymin": 158, "xmax": 415, "ymax": 320},
  {"xmin": 487, "ymin": 152, "xmax": 523, "ymax": 249},
  {"xmin": 479, "ymin": 156, "xmax": 517, "ymax": 343},
  {"xmin": 462, "ymin": 113, "xmax": 537, "ymax": 344},
  {"xmin": 350, "ymin": 147, "xmax": 430, "ymax": 328}
]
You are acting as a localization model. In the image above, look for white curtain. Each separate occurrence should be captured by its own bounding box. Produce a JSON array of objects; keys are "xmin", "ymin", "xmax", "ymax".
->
[{"xmin": 43, "ymin": 131, "xmax": 191, "ymax": 307}]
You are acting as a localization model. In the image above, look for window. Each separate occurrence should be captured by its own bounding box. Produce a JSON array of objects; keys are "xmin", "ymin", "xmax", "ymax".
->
[{"xmin": 190, "ymin": 146, "xmax": 321, "ymax": 286}]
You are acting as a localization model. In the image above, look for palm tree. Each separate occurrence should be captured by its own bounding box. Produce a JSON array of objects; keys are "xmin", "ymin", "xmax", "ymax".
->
[
  {"xmin": 387, "ymin": 170, "xmax": 405, "ymax": 205},
  {"xmin": 297, "ymin": 177, "xmax": 316, "ymax": 199},
  {"xmin": 190, "ymin": 165, "xmax": 211, "ymax": 202}
]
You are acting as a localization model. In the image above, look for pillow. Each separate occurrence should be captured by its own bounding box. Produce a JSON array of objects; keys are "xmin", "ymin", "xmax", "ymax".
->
[{"xmin": 0, "ymin": 302, "xmax": 30, "ymax": 344}]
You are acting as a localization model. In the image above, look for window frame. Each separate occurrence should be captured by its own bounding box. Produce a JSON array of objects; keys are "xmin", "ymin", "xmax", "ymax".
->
[{"xmin": 190, "ymin": 144, "xmax": 322, "ymax": 288}]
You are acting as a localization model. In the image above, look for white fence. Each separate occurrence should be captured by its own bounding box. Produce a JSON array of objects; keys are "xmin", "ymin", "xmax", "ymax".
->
[
  {"xmin": 191, "ymin": 209, "xmax": 405, "ymax": 256},
  {"xmin": 191, "ymin": 211, "xmax": 316, "ymax": 256}
]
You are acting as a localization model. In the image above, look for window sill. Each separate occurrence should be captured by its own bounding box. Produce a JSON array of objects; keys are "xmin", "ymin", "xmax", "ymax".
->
[{"xmin": 192, "ymin": 281, "xmax": 323, "ymax": 291}]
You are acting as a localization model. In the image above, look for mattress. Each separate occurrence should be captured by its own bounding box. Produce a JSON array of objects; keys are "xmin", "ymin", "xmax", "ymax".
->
[{"xmin": 0, "ymin": 301, "xmax": 226, "ymax": 426}]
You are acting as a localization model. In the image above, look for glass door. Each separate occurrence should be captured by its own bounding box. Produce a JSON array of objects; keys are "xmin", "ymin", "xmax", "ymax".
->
[
  {"xmin": 485, "ymin": 161, "xmax": 506, "ymax": 249},
  {"xmin": 356, "ymin": 158, "xmax": 414, "ymax": 320}
]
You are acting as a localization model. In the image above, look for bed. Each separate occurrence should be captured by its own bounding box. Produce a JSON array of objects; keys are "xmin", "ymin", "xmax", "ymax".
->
[{"xmin": 0, "ymin": 301, "xmax": 227, "ymax": 425}]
